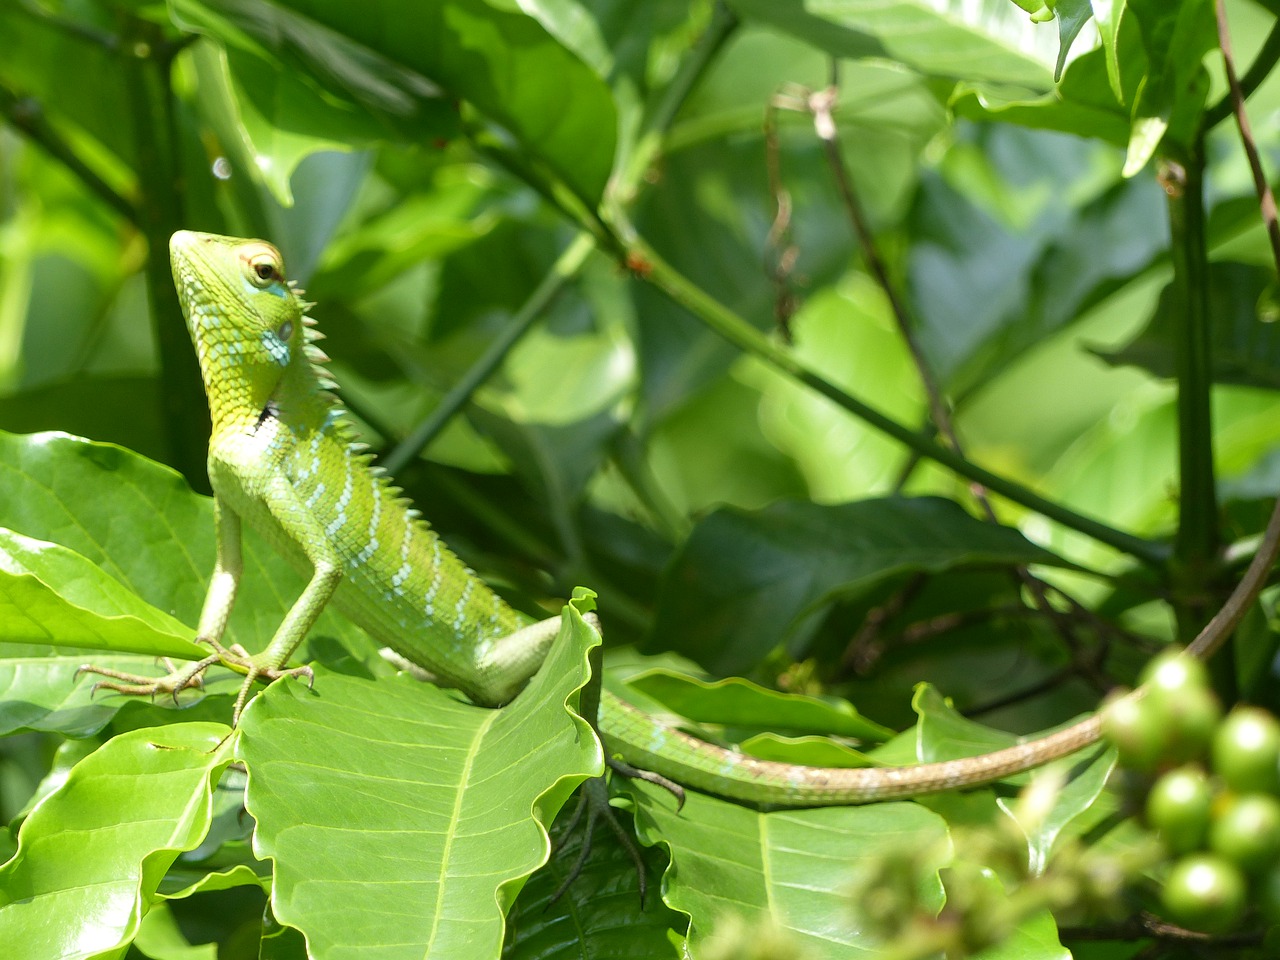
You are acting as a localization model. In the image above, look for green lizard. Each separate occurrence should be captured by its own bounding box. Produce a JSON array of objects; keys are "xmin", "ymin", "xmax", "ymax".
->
[{"xmin": 82, "ymin": 230, "xmax": 1110, "ymax": 807}]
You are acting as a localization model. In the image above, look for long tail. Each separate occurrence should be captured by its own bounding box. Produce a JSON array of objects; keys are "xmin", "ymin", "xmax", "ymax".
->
[{"xmin": 598, "ymin": 690, "xmax": 1104, "ymax": 806}]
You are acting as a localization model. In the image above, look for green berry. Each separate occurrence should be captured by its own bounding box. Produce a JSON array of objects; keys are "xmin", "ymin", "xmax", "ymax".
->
[
  {"xmin": 1141, "ymin": 650, "xmax": 1209, "ymax": 702},
  {"xmin": 1209, "ymin": 793, "xmax": 1280, "ymax": 874},
  {"xmin": 1146, "ymin": 766, "xmax": 1213, "ymax": 854},
  {"xmin": 1139, "ymin": 651, "xmax": 1219, "ymax": 762},
  {"xmin": 1160, "ymin": 854, "xmax": 1247, "ymax": 933},
  {"xmin": 1102, "ymin": 691, "xmax": 1165, "ymax": 771},
  {"xmin": 1164, "ymin": 687, "xmax": 1222, "ymax": 763},
  {"xmin": 1212, "ymin": 707, "xmax": 1280, "ymax": 794}
]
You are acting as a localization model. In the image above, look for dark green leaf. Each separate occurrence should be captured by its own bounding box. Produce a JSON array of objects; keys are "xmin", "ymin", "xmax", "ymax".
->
[
  {"xmin": 503, "ymin": 803, "xmax": 684, "ymax": 959},
  {"xmin": 1052, "ymin": 0, "xmax": 1095, "ymax": 80},
  {"xmin": 651, "ymin": 497, "xmax": 1059, "ymax": 674},
  {"xmin": 908, "ymin": 149, "xmax": 1167, "ymax": 397},
  {"xmin": 726, "ymin": 0, "xmax": 1053, "ymax": 86},
  {"xmin": 1098, "ymin": 261, "xmax": 1280, "ymax": 390},
  {"xmin": 619, "ymin": 668, "xmax": 892, "ymax": 740},
  {"xmin": 173, "ymin": 0, "xmax": 617, "ymax": 202}
]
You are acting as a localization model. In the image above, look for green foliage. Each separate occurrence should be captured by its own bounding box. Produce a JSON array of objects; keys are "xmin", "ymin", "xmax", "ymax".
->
[{"xmin": 3, "ymin": 0, "xmax": 1280, "ymax": 957}]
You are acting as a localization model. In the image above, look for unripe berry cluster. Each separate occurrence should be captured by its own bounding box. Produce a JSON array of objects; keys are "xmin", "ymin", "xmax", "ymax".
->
[{"xmin": 1103, "ymin": 650, "xmax": 1280, "ymax": 933}]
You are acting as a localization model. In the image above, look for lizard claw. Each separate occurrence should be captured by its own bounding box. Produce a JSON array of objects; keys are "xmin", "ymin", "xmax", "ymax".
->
[
  {"xmin": 548, "ymin": 775, "xmax": 650, "ymax": 908},
  {"xmin": 78, "ymin": 641, "xmax": 313, "ymax": 725},
  {"xmin": 606, "ymin": 755, "xmax": 685, "ymax": 811},
  {"xmin": 77, "ymin": 656, "xmax": 214, "ymax": 702}
]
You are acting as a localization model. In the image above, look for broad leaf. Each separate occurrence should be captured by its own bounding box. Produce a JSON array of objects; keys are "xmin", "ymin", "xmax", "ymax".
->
[
  {"xmin": 727, "ymin": 0, "xmax": 1055, "ymax": 86},
  {"xmin": 0, "ymin": 649, "xmax": 205, "ymax": 738},
  {"xmin": 503, "ymin": 805, "xmax": 684, "ymax": 959},
  {"xmin": 651, "ymin": 497, "xmax": 1060, "ymax": 674},
  {"xmin": 172, "ymin": 0, "xmax": 617, "ymax": 203},
  {"xmin": 627, "ymin": 781, "xmax": 950, "ymax": 959},
  {"xmin": 0, "ymin": 529, "xmax": 199, "ymax": 657},
  {"xmin": 907, "ymin": 138, "xmax": 1168, "ymax": 398},
  {"xmin": 0, "ymin": 430, "xmax": 371, "ymax": 657},
  {"xmin": 237, "ymin": 606, "xmax": 602, "ymax": 960},
  {"xmin": 619, "ymin": 668, "xmax": 893, "ymax": 740},
  {"xmin": 0, "ymin": 722, "xmax": 235, "ymax": 959}
]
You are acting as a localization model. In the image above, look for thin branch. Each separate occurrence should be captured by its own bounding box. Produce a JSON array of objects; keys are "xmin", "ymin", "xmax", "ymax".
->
[
  {"xmin": 1214, "ymin": 0, "xmax": 1280, "ymax": 276},
  {"xmin": 625, "ymin": 233, "xmax": 1166, "ymax": 565},
  {"xmin": 795, "ymin": 69, "xmax": 1101, "ymax": 652},
  {"xmin": 964, "ymin": 665, "xmax": 1080, "ymax": 718},
  {"xmin": 763, "ymin": 96, "xmax": 799, "ymax": 339},
  {"xmin": 616, "ymin": 0, "xmax": 738, "ymax": 198},
  {"xmin": 1190, "ymin": 0, "xmax": 1280, "ymax": 656},
  {"xmin": 0, "ymin": 85, "xmax": 138, "ymax": 225},
  {"xmin": 1188, "ymin": 499, "xmax": 1280, "ymax": 660},
  {"xmin": 839, "ymin": 574, "xmax": 927, "ymax": 677},
  {"xmin": 806, "ymin": 76, "xmax": 958, "ymax": 448},
  {"xmin": 1061, "ymin": 911, "xmax": 1263, "ymax": 946},
  {"xmin": 1204, "ymin": 18, "xmax": 1280, "ymax": 130},
  {"xmin": 381, "ymin": 233, "xmax": 594, "ymax": 475}
]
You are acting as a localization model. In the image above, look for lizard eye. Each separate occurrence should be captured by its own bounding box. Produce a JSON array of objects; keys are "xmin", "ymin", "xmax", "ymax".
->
[{"xmin": 247, "ymin": 252, "xmax": 283, "ymax": 288}]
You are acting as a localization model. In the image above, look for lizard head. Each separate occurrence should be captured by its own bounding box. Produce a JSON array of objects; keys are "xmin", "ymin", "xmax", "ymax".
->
[{"xmin": 170, "ymin": 230, "xmax": 314, "ymax": 428}]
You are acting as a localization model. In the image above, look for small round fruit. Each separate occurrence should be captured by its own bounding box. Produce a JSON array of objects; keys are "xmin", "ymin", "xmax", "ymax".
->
[
  {"xmin": 1209, "ymin": 793, "xmax": 1280, "ymax": 874},
  {"xmin": 1163, "ymin": 686, "xmax": 1222, "ymax": 763},
  {"xmin": 1139, "ymin": 651, "xmax": 1220, "ymax": 761},
  {"xmin": 1160, "ymin": 854, "xmax": 1247, "ymax": 933},
  {"xmin": 1141, "ymin": 650, "xmax": 1209, "ymax": 702},
  {"xmin": 1102, "ymin": 691, "xmax": 1166, "ymax": 771},
  {"xmin": 1146, "ymin": 766, "xmax": 1213, "ymax": 853},
  {"xmin": 1212, "ymin": 707, "xmax": 1280, "ymax": 794}
]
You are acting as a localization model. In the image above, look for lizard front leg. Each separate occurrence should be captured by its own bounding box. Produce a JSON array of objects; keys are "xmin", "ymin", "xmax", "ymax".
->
[
  {"xmin": 79, "ymin": 494, "xmax": 247, "ymax": 704},
  {"xmin": 82, "ymin": 479, "xmax": 336, "ymax": 723}
]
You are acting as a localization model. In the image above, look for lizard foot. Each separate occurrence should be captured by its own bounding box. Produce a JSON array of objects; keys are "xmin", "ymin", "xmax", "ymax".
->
[
  {"xmin": 549, "ymin": 775, "xmax": 649, "ymax": 907},
  {"xmin": 77, "ymin": 654, "xmax": 216, "ymax": 702},
  {"xmin": 606, "ymin": 755, "xmax": 685, "ymax": 811},
  {"xmin": 78, "ymin": 638, "xmax": 314, "ymax": 725},
  {"xmin": 548, "ymin": 760, "xmax": 686, "ymax": 908}
]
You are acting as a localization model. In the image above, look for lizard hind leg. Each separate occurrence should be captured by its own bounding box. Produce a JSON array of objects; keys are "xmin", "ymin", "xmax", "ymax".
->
[{"xmin": 470, "ymin": 616, "xmax": 565, "ymax": 705}]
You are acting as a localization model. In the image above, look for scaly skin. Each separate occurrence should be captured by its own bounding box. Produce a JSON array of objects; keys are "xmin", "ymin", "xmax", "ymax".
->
[{"xmin": 84, "ymin": 230, "xmax": 1108, "ymax": 807}]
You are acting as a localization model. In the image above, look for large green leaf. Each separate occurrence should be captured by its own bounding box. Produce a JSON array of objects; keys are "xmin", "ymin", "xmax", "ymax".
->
[
  {"xmin": 0, "ymin": 722, "xmax": 235, "ymax": 959},
  {"xmin": 0, "ymin": 649, "xmax": 164, "ymax": 738},
  {"xmin": 503, "ymin": 805, "xmax": 684, "ymax": 959},
  {"xmin": 0, "ymin": 529, "xmax": 198, "ymax": 657},
  {"xmin": 650, "ymin": 497, "xmax": 1060, "ymax": 674},
  {"xmin": 951, "ymin": 45, "xmax": 1132, "ymax": 144},
  {"xmin": 618, "ymin": 668, "xmax": 893, "ymax": 740},
  {"xmin": 1121, "ymin": 0, "xmax": 1213, "ymax": 174},
  {"xmin": 627, "ymin": 781, "xmax": 950, "ymax": 959},
  {"xmin": 172, "ymin": 0, "xmax": 617, "ymax": 203},
  {"xmin": 727, "ymin": 0, "xmax": 1054, "ymax": 86},
  {"xmin": 0, "ymin": 430, "xmax": 370, "ymax": 658},
  {"xmin": 237, "ymin": 605, "xmax": 602, "ymax": 960},
  {"xmin": 907, "ymin": 146, "xmax": 1168, "ymax": 398}
]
